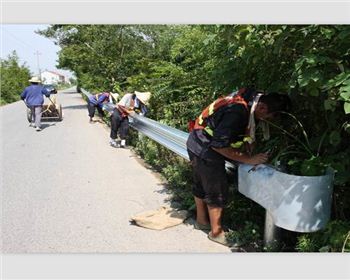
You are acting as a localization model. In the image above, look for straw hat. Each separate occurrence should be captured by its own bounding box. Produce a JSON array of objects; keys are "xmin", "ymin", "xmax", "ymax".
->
[
  {"xmin": 28, "ymin": 76, "xmax": 42, "ymax": 83},
  {"xmin": 110, "ymin": 92, "xmax": 119, "ymax": 102},
  {"xmin": 134, "ymin": 91, "xmax": 151, "ymax": 105}
]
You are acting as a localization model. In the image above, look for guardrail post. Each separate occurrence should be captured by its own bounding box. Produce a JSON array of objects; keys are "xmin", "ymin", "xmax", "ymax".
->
[{"xmin": 264, "ymin": 211, "xmax": 280, "ymax": 247}]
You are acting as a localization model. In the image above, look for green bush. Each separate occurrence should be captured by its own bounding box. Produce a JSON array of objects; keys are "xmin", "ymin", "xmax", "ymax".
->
[
  {"xmin": 296, "ymin": 220, "xmax": 350, "ymax": 252},
  {"xmin": 226, "ymin": 221, "xmax": 262, "ymax": 250}
]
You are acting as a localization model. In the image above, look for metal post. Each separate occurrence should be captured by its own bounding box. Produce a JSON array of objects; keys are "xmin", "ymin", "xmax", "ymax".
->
[
  {"xmin": 34, "ymin": 50, "xmax": 42, "ymax": 77},
  {"xmin": 264, "ymin": 211, "xmax": 280, "ymax": 247}
]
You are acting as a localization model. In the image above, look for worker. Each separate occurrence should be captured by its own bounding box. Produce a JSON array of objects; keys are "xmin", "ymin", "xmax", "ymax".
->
[
  {"xmin": 87, "ymin": 91, "xmax": 112, "ymax": 123},
  {"xmin": 109, "ymin": 92, "xmax": 150, "ymax": 148},
  {"xmin": 186, "ymin": 88, "xmax": 291, "ymax": 247},
  {"xmin": 133, "ymin": 95, "xmax": 149, "ymax": 116},
  {"xmin": 20, "ymin": 76, "xmax": 51, "ymax": 131}
]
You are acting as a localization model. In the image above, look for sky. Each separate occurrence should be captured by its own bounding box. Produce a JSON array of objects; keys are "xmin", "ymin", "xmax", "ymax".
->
[{"xmin": 1, "ymin": 24, "xmax": 74, "ymax": 79}]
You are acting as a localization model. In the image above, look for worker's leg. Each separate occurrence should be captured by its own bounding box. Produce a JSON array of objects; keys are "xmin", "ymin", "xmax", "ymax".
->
[
  {"xmin": 119, "ymin": 117, "xmax": 130, "ymax": 141},
  {"xmin": 207, "ymin": 206, "xmax": 224, "ymax": 236},
  {"xmin": 97, "ymin": 106, "xmax": 105, "ymax": 117},
  {"xmin": 200, "ymin": 159, "xmax": 228, "ymax": 236},
  {"xmin": 188, "ymin": 151, "xmax": 210, "ymax": 225},
  {"xmin": 34, "ymin": 106, "xmax": 42, "ymax": 129},
  {"xmin": 87, "ymin": 102, "xmax": 95, "ymax": 121},
  {"xmin": 110, "ymin": 109, "xmax": 121, "ymax": 139},
  {"xmin": 194, "ymin": 196, "xmax": 210, "ymax": 225},
  {"xmin": 29, "ymin": 106, "xmax": 35, "ymax": 124}
]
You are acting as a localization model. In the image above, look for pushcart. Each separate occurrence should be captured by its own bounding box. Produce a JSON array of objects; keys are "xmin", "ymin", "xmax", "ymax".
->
[{"xmin": 26, "ymin": 85, "xmax": 63, "ymax": 122}]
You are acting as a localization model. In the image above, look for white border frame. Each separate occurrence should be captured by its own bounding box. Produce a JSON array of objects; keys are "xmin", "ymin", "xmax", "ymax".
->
[
  {"xmin": 1, "ymin": 0, "xmax": 350, "ymax": 279},
  {"xmin": 2, "ymin": 1, "xmax": 350, "ymax": 24}
]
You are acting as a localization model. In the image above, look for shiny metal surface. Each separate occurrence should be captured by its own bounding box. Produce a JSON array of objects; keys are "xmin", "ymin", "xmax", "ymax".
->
[
  {"xmin": 264, "ymin": 212, "xmax": 281, "ymax": 247},
  {"xmin": 130, "ymin": 114, "xmax": 190, "ymax": 160},
  {"xmin": 238, "ymin": 164, "xmax": 334, "ymax": 232}
]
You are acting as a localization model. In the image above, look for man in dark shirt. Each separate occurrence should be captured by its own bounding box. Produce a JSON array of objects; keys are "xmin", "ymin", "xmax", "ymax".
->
[{"xmin": 186, "ymin": 89, "xmax": 291, "ymax": 246}]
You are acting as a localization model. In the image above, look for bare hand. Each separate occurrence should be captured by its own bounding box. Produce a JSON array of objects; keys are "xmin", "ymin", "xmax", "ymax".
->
[
  {"xmin": 128, "ymin": 110, "xmax": 136, "ymax": 116},
  {"xmin": 246, "ymin": 153, "xmax": 268, "ymax": 165}
]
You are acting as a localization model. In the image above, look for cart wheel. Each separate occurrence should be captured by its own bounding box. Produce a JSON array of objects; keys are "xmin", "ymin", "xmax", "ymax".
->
[
  {"xmin": 27, "ymin": 108, "xmax": 32, "ymax": 123},
  {"xmin": 58, "ymin": 104, "xmax": 63, "ymax": 121}
]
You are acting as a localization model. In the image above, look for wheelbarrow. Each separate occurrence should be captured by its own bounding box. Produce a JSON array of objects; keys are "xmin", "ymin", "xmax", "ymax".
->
[{"xmin": 26, "ymin": 87, "xmax": 63, "ymax": 122}]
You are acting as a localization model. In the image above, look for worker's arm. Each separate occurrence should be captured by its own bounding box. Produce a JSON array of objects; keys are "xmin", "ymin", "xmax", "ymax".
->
[
  {"xmin": 117, "ymin": 105, "xmax": 135, "ymax": 116},
  {"xmin": 96, "ymin": 94, "xmax": 109, "ymax": 106},
  {"xmin": 20, "ymin": 89, "xmax": 27, "ymax": 101},
  {"xmin": 42, "ymin": 87, "xmax": 50, "ymax": 98},
  {"xmin": 212, "ymin": 147, "xmax": 268, "ymax": 165}
]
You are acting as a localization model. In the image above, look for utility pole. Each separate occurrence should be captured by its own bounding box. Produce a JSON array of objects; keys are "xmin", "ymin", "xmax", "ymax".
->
[{"xmin": 34, "ymin": 51, "xmax": 42, "ymax": 78}]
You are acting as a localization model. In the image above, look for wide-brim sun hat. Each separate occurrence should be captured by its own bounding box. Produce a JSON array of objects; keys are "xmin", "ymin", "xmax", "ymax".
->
[
  {"xmin": 135, "ymin": 91, "xmax": 151, "ymax": 105},
  {"xmin": 110, "ymin": 92, "xmax": 119, "ymax": 102},
  {"xmin": 28, "ymin": 76, "xmax": 42, "ymax": 83}
]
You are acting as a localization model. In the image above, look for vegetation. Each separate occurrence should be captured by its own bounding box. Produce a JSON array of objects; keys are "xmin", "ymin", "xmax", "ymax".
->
[
  {"xmin": 0, "ymin": 51, "xmax": 31, "ymax": 105},
  {"xmin": 39, "ymin": 24, "xmax": 350, "ymax": 252}
]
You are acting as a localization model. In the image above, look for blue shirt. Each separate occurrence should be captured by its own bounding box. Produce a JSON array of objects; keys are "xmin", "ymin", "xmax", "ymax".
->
[
  {"xmin": 88, "ymin": 92, "xmax": 110, "ymax": 107},
  {"xmin": 20, "ymin": 85, "xmax": 50, "ymax": 106}
]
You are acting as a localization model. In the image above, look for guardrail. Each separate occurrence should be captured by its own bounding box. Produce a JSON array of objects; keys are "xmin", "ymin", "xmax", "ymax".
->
[
  {"xmin": 81, "ymin": 88, "xmax": 189, "ymax": 160},
  {"xmin": 80, "ymin": 88, "xmax": 333, "ymax": 246}
]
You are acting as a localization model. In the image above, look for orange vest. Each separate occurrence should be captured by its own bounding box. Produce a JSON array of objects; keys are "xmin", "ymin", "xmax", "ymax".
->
[{"xmin": 193, "ymin": 88, "xmax": 252, "ymax": 148}]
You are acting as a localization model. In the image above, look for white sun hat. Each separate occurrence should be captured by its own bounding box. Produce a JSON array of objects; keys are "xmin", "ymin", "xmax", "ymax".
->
[
  {"xmin": 28, "ymin": 76, "xmax": 42, "ymax": 83},
  {"xmin": 134, "ymin": 91, "xmax": 151, "ymax": 105}
]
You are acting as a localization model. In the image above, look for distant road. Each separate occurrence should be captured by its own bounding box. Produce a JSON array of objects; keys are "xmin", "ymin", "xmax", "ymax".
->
[{"xmin": 0, "ymin": 87, "xmax": 230, "ymax": 253}]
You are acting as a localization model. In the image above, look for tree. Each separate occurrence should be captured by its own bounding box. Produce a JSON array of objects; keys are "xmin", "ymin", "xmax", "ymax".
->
[{"xmin": 0, "ymin": 51, "xmax": 31, "ymax": 105}]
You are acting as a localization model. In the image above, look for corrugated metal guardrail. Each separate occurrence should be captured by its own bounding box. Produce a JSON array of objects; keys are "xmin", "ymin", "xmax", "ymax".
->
[
  {"xmin": 81, "ymin": 88, "xmax": 189, "ymax": 159},
  {"xmin": 80, "ymin": 88, "xmax": 234, "ymax": 166},
  {"xmin": 80, "ymin": 88, "xmax": 334, "ymax": 246},
  {"xmin": 131, "ymin": 115, "xmax": 190, "ymax": 160}
]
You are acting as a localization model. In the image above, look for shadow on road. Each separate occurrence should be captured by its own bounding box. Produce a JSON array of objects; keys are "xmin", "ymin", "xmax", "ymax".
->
[
  {"xmin": 62, "ymin": 104, "xmax": 87, "ymax": 110},
  {"xmin": 59, "ymin": 90, "xmax": 77, "ymax": 94},
  {"xmin": 41, "ymin": 123, "xmax": 57, "ymax": 129}
]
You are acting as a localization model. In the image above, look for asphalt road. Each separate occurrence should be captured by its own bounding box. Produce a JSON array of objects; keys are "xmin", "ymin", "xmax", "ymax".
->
[{"xmin": 0, "ymin": 87, "xmax": 230, "ymax": 253}]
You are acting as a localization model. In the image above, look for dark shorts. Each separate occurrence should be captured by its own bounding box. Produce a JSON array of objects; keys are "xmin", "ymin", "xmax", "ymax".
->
[{"xmin": 188, "ymin": 150, "xmax": 228, "ymax": 208}]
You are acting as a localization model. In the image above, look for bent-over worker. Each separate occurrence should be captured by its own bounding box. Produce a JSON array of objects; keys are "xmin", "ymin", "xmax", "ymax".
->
[
  {"xmin": 87, "ymin": 92, "xmax": 112, "ymax": 123},
  {"xmin": 109, "ymin": 92, "xmax": 149, "ymax": 148},
  {"xmin": 186, "ymin": 88, "xmax": 291, "ymax": 247}
]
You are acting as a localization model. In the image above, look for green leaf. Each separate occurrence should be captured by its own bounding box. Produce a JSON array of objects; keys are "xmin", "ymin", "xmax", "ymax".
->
[
  {"xmin": 338, "ymin": 28, "xmax": 350, "ymax": 39},
  {"xmin": 324, "ymin": 99, "xmax": 337, "ymax": 111},
  {"xmin": 287, "ymin": 158, "xmax": 297, "ymax": 165},
  {"xmin": 343, "ymin": 123, "xmax": 350, "ymax": 133},
  {"xmin": 309, "ymin": 88, "xmax": 319, "ymax": 97},
  {"xmin": 344, "ymin": 102, "xmax": 350, "ymax": 114},
  {"xmin": 319, "ymin": 245, "xmax": 331, "ymax": 252},
  {"xmin": 298, "ymin": 70, "xmax": 321, "ymax": 88},
  {"xmin": 324, "ymin": 73, "xmax": 350, "ymax": 91},
  {"xmin": 295, "ymin": 58, "xmax": 305, "ymax": 70},
  {"xmin": 340, "ymin": 83, "xmax": 350, "ymax": 101},
  {"xmin": 329, "ymin": 131, "xmax": 341, "ymax": 146},
  {"xmin": 334, "ymin": 73, "xmax": 350, "ymax": 87},
  {"xmin": 300, "ymin": 157, "xmax": 325, "ymax": 176}
]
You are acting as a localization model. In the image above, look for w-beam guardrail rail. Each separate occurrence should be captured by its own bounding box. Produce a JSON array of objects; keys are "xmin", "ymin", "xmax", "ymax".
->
[{"xmin": 81, "ymin": 88, "xmax": 334, "ymax": 246}]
